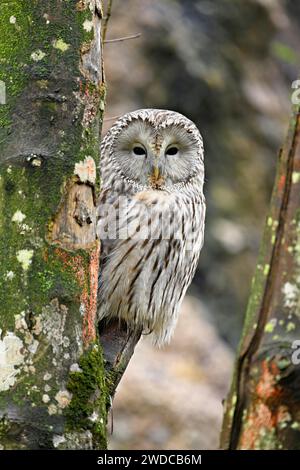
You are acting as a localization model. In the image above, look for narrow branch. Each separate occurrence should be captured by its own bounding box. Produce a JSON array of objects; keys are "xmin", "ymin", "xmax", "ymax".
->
[
  {"xmin": 104, "ymin": 33, "xmax": 141, "ymax": 44},
  {"xmin": 99, "ymin": 319, "xmax": 142, "ymax": 399}
]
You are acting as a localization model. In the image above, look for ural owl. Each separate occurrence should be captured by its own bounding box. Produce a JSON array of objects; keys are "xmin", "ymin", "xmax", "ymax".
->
[{"xmin": 97, "ymin": 109, "xmax": 205, "ymax": 346}]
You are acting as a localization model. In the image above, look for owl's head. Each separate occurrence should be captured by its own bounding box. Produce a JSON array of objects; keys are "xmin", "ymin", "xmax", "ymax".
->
[{"xmin": 101, "ymin": 109, "xmax": 204, "ymax": 190}]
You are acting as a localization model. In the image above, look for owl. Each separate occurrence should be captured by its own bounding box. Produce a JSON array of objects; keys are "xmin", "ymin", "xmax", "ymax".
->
[{"xmin": 97, "ymin": 109, "xmax": 205, "ymax": 346}]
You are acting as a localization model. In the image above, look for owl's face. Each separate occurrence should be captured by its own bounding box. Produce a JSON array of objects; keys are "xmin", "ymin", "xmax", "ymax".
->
[{"xmin": 103, "ymin": 109, "xmax": 204, "ymax": 190}]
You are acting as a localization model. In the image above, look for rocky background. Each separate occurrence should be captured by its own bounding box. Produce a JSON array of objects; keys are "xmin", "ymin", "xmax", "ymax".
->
[{"xmin": 102, "ymin": 0, "xmax": 300, "ymax": 450}]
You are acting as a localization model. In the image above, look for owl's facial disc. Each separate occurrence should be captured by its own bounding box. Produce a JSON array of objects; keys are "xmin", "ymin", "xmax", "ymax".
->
[{"xmin": 111, "ymin": 116, "xmax": 203, "ymax": 188}]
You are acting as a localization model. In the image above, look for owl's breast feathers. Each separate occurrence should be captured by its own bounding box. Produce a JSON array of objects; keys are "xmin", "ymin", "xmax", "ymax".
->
[
  {"xmin": 133, "ymin": 189, "xmax": 169, "ymax": 205},
  {"xmin": 97, "ymin": 186, "xmax": 205, "ymax": 346}
]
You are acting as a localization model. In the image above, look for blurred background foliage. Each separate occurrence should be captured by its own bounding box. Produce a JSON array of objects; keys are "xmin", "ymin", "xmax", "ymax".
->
[{"xmin": 102, "ymin": 0, "xmax": 300, "ymax": 450}]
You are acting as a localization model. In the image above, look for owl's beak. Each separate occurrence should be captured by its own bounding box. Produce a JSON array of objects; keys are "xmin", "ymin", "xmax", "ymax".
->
[
  {"xmin": 152, "ymin": 165, "xmax": 160, "ymax": 180},
  {"xmin": 149, "ymin": 164, "xmax": 164, "ymax": 188}
]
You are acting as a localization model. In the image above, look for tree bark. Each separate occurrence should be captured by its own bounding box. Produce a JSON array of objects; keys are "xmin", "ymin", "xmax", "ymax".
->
[
  {"xmin": 221, "ymin": 104, "xmax": 300, "ymax": 450},
  {"xmin": 0, "ymin": 0, "xmax": 111, "ymax": 450}
]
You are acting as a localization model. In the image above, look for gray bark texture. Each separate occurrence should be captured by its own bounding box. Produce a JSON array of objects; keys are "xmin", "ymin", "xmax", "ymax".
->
[{"xmin": 221, "ymin": 104, "xmax": 300, "ymax": 450}]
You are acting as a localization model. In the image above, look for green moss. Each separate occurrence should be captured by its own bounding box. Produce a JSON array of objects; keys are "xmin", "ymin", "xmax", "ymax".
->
[
  {"xmin": 105, "ymin": 369, "xmax": 119, "ymax": 397},
  {"xmin": 0, "ymin": 2, "xmax": 31, "ymax": 130},
  {"xmin": 254, "ymin": 427, "xmax": 277, "ymax": 450},
  {"xmin": 66, "ymin": 344, "xmax": 107, "ymax": 449},
  {"xmin": 0, "ymin": 416, "xmax": 10, "ymax": 439},
  {"xmin": 0, "ymin": 0, "xmax": 103, "ymax": 331},
  {"xmin": 272, "ymin": 41, "xmax": 299, "ymax": 65},
  {"xmin": 0, "ymin": 0, "xmax": 106, "ymax": 449},
  {"xmin": 105, "ymin": 359, "xmax": 129, "ymax": 405},
  {"xmin": 30, "ymin": 247, "xmax": 82, "ymax": 306},
  {"xmin": 0, "ymin": 164, "xmax": 82, "ymax": 331},
  {"xmin": 0, "ymin": 0, "xmax": 98, "ymax": 133}
]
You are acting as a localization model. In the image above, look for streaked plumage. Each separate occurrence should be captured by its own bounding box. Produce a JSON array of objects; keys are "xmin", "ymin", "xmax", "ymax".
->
[{"xmin": 97, "ymin": 109, "xmax": 205, "ymax": 346}]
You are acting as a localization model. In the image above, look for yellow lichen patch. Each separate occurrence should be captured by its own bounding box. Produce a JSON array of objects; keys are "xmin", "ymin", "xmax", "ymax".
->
[
  {"xmin": 286, "ymin": 322, "xmax": 296, "ymax": 332},
  {"xmin": 31, "ymin": 49, "xmax": 46, "ymax": 61},
  {"xmin": 292, "ymin": 172, "xmax": 300, "ymax": 184},
  {"xmin": 83, "ymin": 19, "xmax": 93, "ymax": 32},
  {"xmin": 263, "ymin": 264, "xmax": 270, "ymax": 276},
  {"xmin": 12, "ymin": 210, "xmax": 26, "ymax": 223},
  {"xmin": 48, "ymin": 404, "xmax": 58, "ymax": 415},
  {"xmin": 53, "ymin": 38, "xmax": 70, "ymax": 52},
  {"xmin": 264, "ymin": 318, "xmax": 277, "ymax": 333},
  {"xmin": 16, "ymin": 249, "xmax": 34, "ymax": 271}
]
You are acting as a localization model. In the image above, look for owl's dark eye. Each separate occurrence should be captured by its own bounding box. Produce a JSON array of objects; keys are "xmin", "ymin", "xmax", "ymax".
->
[
  {"xmin": 133, "ymin": 145, "xmax": 146, "ymax": 156},
  {"xmin": 166, "ymin": 146, "xmax": 179, "ymax": 156}
]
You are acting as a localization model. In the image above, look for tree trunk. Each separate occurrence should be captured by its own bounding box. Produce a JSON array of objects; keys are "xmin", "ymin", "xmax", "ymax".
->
[
  {"xmin": 0, "ymin": 0, "xmax": 109, "ymax": 450},
  {"xmin": 221, "ymin": 104, "xmax": 300, "ymax": 450}
]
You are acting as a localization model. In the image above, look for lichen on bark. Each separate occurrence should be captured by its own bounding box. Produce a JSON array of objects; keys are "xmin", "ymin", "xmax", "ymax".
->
[
  {"xmin": 221, "ymin": 105, "xmax": 300, "ymax": 450},
  {"xmin": 0, "ymin": 0, "xmax": 107, "ymax": 449}
]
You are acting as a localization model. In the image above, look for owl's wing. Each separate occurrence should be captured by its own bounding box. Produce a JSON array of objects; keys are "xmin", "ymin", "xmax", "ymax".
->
[
  {"xmin": 97, "ymin": 188, "xmax": 117, "ymax": 261},
  {"xmin": 97, "ymin": 189, "xmax": 169, "ymax": 311},
  {"xmin": 97, "ymin": 188, "xmax": 144, "ymax": 279}
]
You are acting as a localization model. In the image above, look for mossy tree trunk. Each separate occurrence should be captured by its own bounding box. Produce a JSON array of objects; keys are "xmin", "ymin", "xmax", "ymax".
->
[
  {"xmin": 0, "ymin": 0, "xmax": 108, "ymax": 449},
  {"xmin": 221, "ymin": 104, "xmax": 300, "ymax": 450}
]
